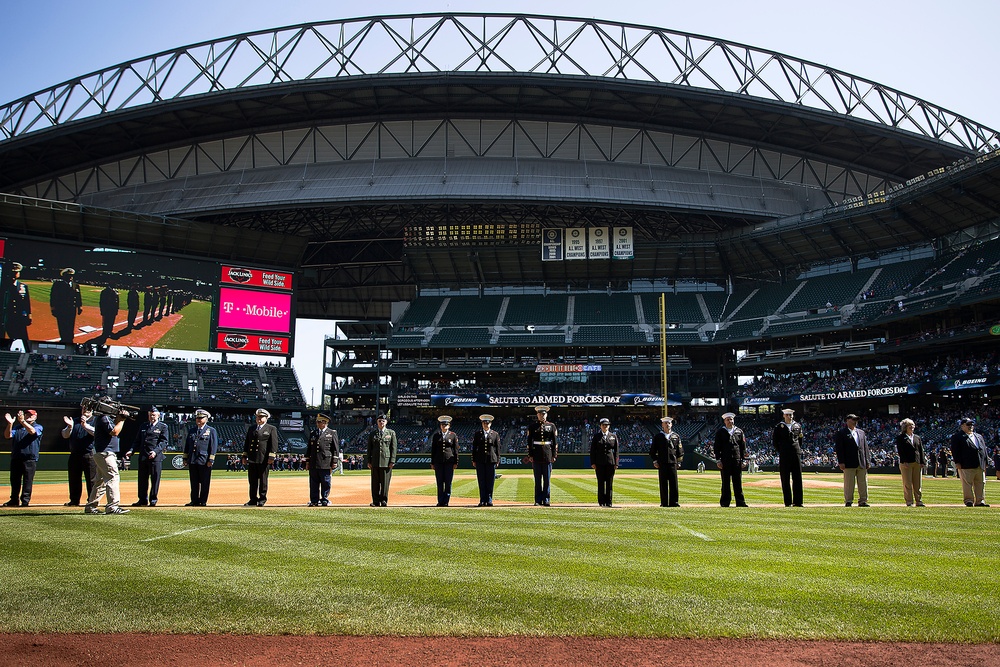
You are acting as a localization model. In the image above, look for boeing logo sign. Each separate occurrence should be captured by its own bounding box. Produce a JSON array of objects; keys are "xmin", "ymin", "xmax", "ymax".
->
[{"xmin": 444, "ymin": 396, "xmax": 480, "ymax": 405}]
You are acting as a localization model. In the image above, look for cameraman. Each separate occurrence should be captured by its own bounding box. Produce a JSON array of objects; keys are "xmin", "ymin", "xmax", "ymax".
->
[
  {"xmin": 4, "ymin": 409, "xmax": 42, "ymax": 507},
  {"xmin": 84, "ymin": 408, "xmax": 129, "ymax": 515}
]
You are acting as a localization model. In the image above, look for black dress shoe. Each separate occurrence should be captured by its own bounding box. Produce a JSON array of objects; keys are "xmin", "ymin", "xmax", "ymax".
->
[
  {"xmin": 149, "ymin": 502, "xmax": 157, "ymax": 506},
  {"xmin": 307, "ymin": 502, "xmax": 319, "ymax": 507},
  {"xmin": 858, "ymin": 502, "xmax": 870, "ymax": 507},
  {"xmin": 736, "ymin": 503, "xmax": 749, "ymax": 507},
  {"xmin": 320, "ymin": 500, "xmax": 330, "ymax": 506},
  {"xmin": 131, "ymin": 501, "xmax": 148, "ymax": 507},
  {"xmin": 244, "ymin": 501, "xmax": 256, "ymax": 507},
  {"xmin": 257, "ymin": 501, "xmax": 265, "ymax": 507},
  {"xmin": 845, "ymin": 502, "xmax": 852, "ymax": 507},
  {"xmin": 965, "ymin": 501, "xmax": 974, "ymax": 507},
  {"xmin": 669, "ymin": 503, "xmax": 681, "ymax": 507},
  {"xmin": 184, "ymin": 502, "xmax": 197, "ymax": 506},
  {"xmin": 975, "ymin": 503, "xmax": 990, "ymax": 507},
  {"xmin": 370, "ymin": 502, "xmax": 379, "ymax": 507},
  {"xmin": 20, "ymin": 502, "xmax": 29, "ymax": 507},
  {"xmin": 64, "ymin": 501, "xmax": 79, "ymax": 507},
  {"xmin": 793, "ymin": 504, "xmax": 803, "ymax": 507},
  {"xmin": 486, "ymin": 502, "xmax": 493, "ymax": 507},
  {"xmin": 380, "ymin": 502, "xmax": 387, "ymax": 507},
  {"xmin": 2, "ymin": 500, "xmax": 17, "ymax": 507}
]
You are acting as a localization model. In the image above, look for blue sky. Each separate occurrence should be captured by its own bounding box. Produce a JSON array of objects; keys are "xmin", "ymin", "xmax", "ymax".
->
[{"xmin": 2, "ymin": 0, "xmax": 997, "ymax": 403}]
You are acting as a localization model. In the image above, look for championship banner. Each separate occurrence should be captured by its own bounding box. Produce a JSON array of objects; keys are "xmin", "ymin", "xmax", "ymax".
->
[
  {"xmin": 541, "ymin": 228, "xmax": 563, "ymax": 261},
  {"xmin": 613, "ymin": 227, "xmax": 633, "ymax": 259},
  {"xmin": 588, "ymin": 227, "xmax": 610, "ymax": 259},
  {"xmin": 565, "ymin": 228, "xmax": 587, "ymax": 260}
]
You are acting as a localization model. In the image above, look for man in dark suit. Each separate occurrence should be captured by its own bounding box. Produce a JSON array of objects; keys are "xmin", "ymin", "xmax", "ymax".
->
[
  {"xmin": 366, "ymin": 413, "xmax": 397, "ymax": 506},
  {"xmin": 772, "ymin": 408, "xmax": 804, "ymax": 507},
  {"xmin": 895, "ymin": 417, "xmax": 925, "ymax": 507},
  {"xmin": 243, "ymin": 408, "xmax": 279, "ymax": 506},
  {"xmin": 834, "ymin": 413, "xmax": 871, "ymax": 507},
  {"xmin": 4, "ymin": 262, "xmax": 31, "ymax": 352},
  {"xmin": 471, "ymin": 414, "xmax": 501, "ymax": 507},
  {"xmin": 50, "ymin": 268, "xmax": 83, "ymax": 345},
  {"xmin": 61, "ymin": 405, "xmax": 97, "ymax": 506},
  {"xmin": 142, "ymin": 286, "xmax": 155, "ymax": 324},
  {"xmin": 4, "ymin": 409, "xmax": 42, "ymax": 507},
  {"xmin": 126, "ymin": 284, "xmax": 140, "ymax": 330},
  {"xmin": 306, "ymin": 413, "xmax": 340, "ymax": 506},
  {"xmin": 183, "ymin": 409, "xmax": 218, "ymax": 506},
  {"xmin": 951, "ymin": 417, "xmax": 989, "ymax": 507},
  {"xmin": 526, "ymin": 405, "xmax": 559, "ymax": 506},
  {"xmin": 430, "ymin": 415, "xmax": 460, "ymax": 507},
  {"xmin": 650, "ymin": 415, "xmax": 683, "ymax": 507},
  {"xmin": 713, "ymin": 412, "xmax": 748, "ymax": 507},
  {"xmin": 589, "ymin": 417, "xmax": 619, "ymax": 507},
  {"xmin": 98, "ymin": 284, "xmax": 119, "ymax": 342},
  {"xmin": 127, "ymin": 406, "xmax": 169, "ymax": 506}
]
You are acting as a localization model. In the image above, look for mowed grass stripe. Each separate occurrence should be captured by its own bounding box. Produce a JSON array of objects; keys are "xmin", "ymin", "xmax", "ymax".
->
[{"xmin": 1, "ymin": 505, "xmax": 997, "ymax": 639}]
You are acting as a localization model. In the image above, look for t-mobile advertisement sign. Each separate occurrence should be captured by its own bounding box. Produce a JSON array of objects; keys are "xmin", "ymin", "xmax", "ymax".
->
[
  {"xmin": 217, "ymin": 287, "xmax": 292, "ymax": 333},
  {"xmin": 216, "ymin": 332, "xmax": 290, "ymax": 354}
]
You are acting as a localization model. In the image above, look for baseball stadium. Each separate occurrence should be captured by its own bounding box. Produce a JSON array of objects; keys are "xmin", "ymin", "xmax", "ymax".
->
[{"xmin": 1, "ymin": 12, "xmax": 998, "ymax": 666}]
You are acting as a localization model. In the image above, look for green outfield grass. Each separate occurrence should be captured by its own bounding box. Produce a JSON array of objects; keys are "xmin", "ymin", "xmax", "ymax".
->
[
  {"xmin": 1, "ymin": 470, "xmax": 997, "ymax": 640},
  {"xmin": 154, "ymin": 299, "xmax": 212, "ymax": 350}
]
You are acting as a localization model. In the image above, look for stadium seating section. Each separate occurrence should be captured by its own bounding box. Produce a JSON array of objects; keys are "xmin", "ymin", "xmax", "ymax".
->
[
  {"xmin": 4, "ymin": 352, "xmax": 306, "ymax": 410},
  {"xmin": 383, "ymin": 234, "xmax": 1000, "ymax": 348}
]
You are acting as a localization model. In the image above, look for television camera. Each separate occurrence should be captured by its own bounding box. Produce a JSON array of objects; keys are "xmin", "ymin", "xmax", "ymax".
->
[{"xmin": 80, "ymin": 396, "xmax": 141, "ymax": 420}]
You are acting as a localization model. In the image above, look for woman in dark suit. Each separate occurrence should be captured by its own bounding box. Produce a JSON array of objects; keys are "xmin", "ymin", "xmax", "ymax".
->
[
  {"xmin": 895, "ymin": 418, "xmax": 925, "ymax": 507},
  {"xmin": 589, "ymin": 418, "xmax": 619, "ymax": 507}
]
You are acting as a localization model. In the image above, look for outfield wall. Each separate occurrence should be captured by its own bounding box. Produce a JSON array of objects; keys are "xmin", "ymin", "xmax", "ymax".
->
[{"xmin": 1, "ymin": 452, "xmax": 991, "ymax": 477}]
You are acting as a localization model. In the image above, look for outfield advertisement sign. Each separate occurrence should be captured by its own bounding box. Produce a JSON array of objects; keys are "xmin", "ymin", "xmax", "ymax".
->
[
  {"xmin": 739, "ymin": 375, "xmax": 1000, "ymax": 406},
  {"xmin": 389, "ymin": 453, "xmax": 651, "ymax": 469},
  {"xmin": 417, "ymin": 392, "xmax": 684, "ymax": 407}
]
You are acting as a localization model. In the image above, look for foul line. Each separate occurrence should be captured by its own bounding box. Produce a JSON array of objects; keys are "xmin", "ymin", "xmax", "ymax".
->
[
  {"xmin": 139, "ymin": 524, "xmax": 230, "ymax": 542},
  {"xmin": 674, "ymin": 523, "xmax": 713, "ymax": 541}
]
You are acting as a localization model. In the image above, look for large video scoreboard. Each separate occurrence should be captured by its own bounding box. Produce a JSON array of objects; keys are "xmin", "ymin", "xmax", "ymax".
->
[{"xmin": 0, "ymin": 236, "xmax": 296, "ymax": 357}]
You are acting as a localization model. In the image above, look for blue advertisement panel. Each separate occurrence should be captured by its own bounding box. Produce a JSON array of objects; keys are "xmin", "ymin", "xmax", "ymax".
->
[
  {"xmin": 738, "ymin": 375, "xmax": 1000, "ymax": 407},
  {"xmin": 424, "ymin": 392, "xmax": 684, "ymax": 408}
]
